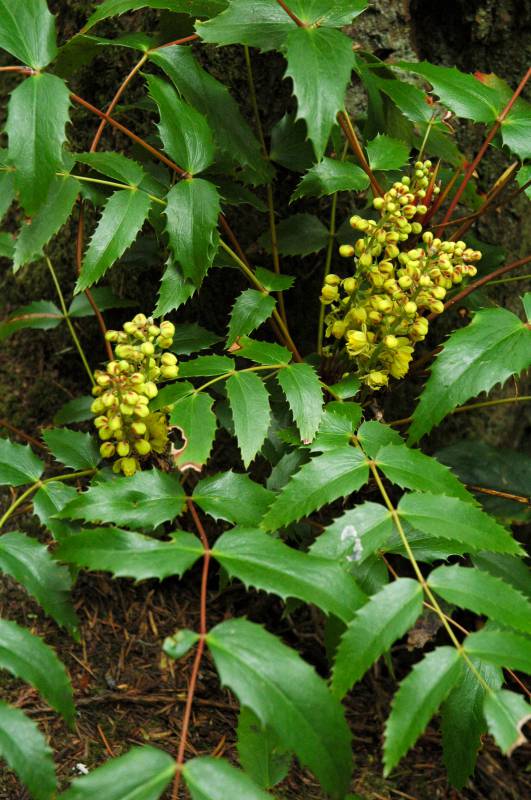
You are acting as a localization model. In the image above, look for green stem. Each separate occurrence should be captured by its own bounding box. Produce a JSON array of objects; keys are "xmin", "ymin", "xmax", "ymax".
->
[
  {"xmin": 0, "ymin": 469, "xmax": 96, "ymax": 530},
  {"xmin": 317, "ymin": 191, "xmax": 339, "ymax": 355},
  {"xmin": 389, "ymin": 394, "xmax": 531, "ymax": 428},
  {"xmin": 63, "ymin": 172, "xmax": 166, "ymax": 205},
  {"xmin": 45, "ymin": 257, "xmax": 96, "ymax": 386},
  {"xmin": 195, "ymin": 364, "xmax": 284, "ymax": 395}
]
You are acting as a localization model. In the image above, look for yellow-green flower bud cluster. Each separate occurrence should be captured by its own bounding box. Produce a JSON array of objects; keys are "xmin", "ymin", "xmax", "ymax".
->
[
  {"xmin": 320, "ymin": 162, "xmax": 481, "ymax": 390},
  {"xmin": 91, "ymin": 314, "xmax": 178, "ymax": 476}
]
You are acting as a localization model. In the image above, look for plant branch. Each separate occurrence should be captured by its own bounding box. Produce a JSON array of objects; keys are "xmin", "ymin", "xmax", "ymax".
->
[
  {"xmin": 0, "ymin": 419, "xmax": 47, "ymax": 452},
  {"xmin": 318, "ymin": 192, "xmax": 338, "ymax": 354},
  {"xmin": 337, "ymin": 111, "xmax": 383, "ymax": 196},
  {"xmin": 0, "ymin": 469, "xmax": 96, "ymax": 530},
  {"xmin": 276, "ymin": 0, "xmax": 306, "ymax": 27},
  {"xmin": 389, "ymin": 394, "xmax": 531, "ymax": 428}
]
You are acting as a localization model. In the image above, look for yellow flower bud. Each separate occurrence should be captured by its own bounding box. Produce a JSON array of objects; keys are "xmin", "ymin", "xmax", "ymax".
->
[
  {"xmin": 404, "ymin": 301, "xmax": 417, "ymax": 316},
  {"xmin": 116, "ymin": 441, "xmax": 131, "ymax": 457},
  {"xmin": 121, "ymin": 457, "xmax": 138, "ymax": 477},
  {"xmin": 384, "ymin": 335, "xmax": 399, "ymax": 349},
  {"xmin": 131, "ymin": 421, "xmax": 147, "ymax": 436},
  {"xmin": 339, "ymin": 244, "xmax": 355, "ymax": 258},
  {"xmin": 100, "ymin": 442, "xmax": 116, "ymax": 458},
  {"xmin": 342, "ymin": 277, "xmax": 357, "ymax": 294},
  {"xmin": 161, "ymin": 365, "xmax": 179, "ymax": 380},
  {"xmin": 321, "ymin": 285, "xmax": 339, "ymax": 301},
  {"xmin": 135, "ymin": 439, "xmax": 152, "ymax": 456},
  {"xmin": 160, "ymin": 321, "xmax": 175, "ymax": 338}
]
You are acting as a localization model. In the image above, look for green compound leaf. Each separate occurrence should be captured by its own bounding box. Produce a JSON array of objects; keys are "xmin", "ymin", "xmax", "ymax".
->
[
  {"xmin": 170, "ymin": 391, "xmax": 217, "ymax": 470},
  {"xmin": 237, "ymin": 707, "xmax": 291, "ymax": 789},
  {"xmin": 207, "ymin": 618, "xmax": 352, "ymax": 798},
  {"xmin": 366, "ymin": 134, "xmax": 410, "ymax": 171},
  {"xmin": 13, "ymin": 176, "xmax": 80, "ymax": 271},
  {"xmin": 42, "ymin": 428, "xmax": 100, "ymax": 471},
  {"xmin": 310, "ymin": 501, "xmax": 393, "ymax": 563},
  {"xmin": 375, "ymin": 443, "xmax": 474, "ymax": 502},
  {"xmin": 260, "ymin": 213, "xmax": 329, "ymax": 256},
  {"xmin": 163, "ymin": 629, "xmax": 200, "ymax": 661},
  {"xmin": 277, "ymin": 362, "xmax": 323, "ymax": 443},
  {"xmin": 332, "ymin": 579, "xmax": 423, "ymax": 697},
  {"xmin": 429, "ymin": 565, "xmax": 531, "ymax": 635},
  {"xmin": 170, "ymin": 323, "xmax": 222, "ymax": 355},
  {"xmin": 154, "ymin": 258, "xmax": 196, "ymax": 316},
  {"xmin": 270, "ymin": 112, "xmax": 315, "ymax": 173},
  {"xmin": 227, "ymin": 371, "xmax": 271, "ymax": 467},
  {"xmin": 0, "ymin": 619, "xmax": 74, "ymax": 724},
  {"xmin": 179, "ymin": 355, "xmax": 235, "ymax": 377},
  {"xmin": 0, "ymin": 702, "xmax": 56, "ymax": 800},
  {"xmin": 483, "ymin": 690, "xmax": 531, "ymax": 756},
  {"xmin": 0, "ymin": 437, "xmax": 44, "ymax": 486},
  {"xmin": 53, "ymin": 396, "xmax": 93, "ymax": 425},
  {"xmin": 373, "ymin": 77, "xmax": 435, "ymax": 124},
  {"xmin": 463, "ymin": 628, "xmax": 531, "ymax": 674},
  {"xmin": 85, "ymin": 1, "xmax": 226, "ymax": 30},
  {"xmin": 151, "ymin": 45, "xmax": 272, "ymax": 186},
  {"xmin": 197, "ymin": 0, "xmax": 295, "ymax": 51},
  {"xmin": 193, "ymin": 471, "xmax": 274, "ymax": 527},
  {"xmin": 33, "ymin": 482, "xmax": 79, "ymax": 541},
  {"xmin": 398, "ymin": 492, "xmax": 523, "ymax": 555},
  {"xmin": 165, "ymin": 178, "xmax": 220, "ymax": 286},
  {"xmin": 292, "ymin": 157, "xmax": 369, "ymax": 202},
  {"xmin": 58, "ymin": 469, "xmax": 186, "ymax": 530},
  {"xmin": 183, "ymin": 756, "xmax": 273, "ymax": 800},
  {"xmin": 76, "ymin": 189, "xmax": 152, "ymax": 292},
  {"xmin": 57, "ymin": 528, "xmax": 203, "ymax": 582},
  {"xmin": 146, "ymin": 74, "xmax": 214, "ymax": 175},
  {"xmin": 0, "ymin": 0, "xmax": 57, "ymax": 68},
  {"xmin": 0, "ymin": 300, "xmax": 63, "ymax": 342},
  {"xmin": 311, "ymin": 404, "xmax": 362, "ymax": 453},
  {"xmin": 409, "ymin": 307, "xmax": 531, "ymax": 443},
  {"xmin": 441, "ymin": 660, "xmax": 502, "ymax": 789},
  {"xmin": 227, "ymin": 289, "xmax": 276, "ymax": 346},
  {"xmin": 262, "ymin": 448, "xmax": 369, "ymax": 531},
  {"xmin": 0, "ymin": 169, "xmax": 15, "ymax": 224},
  {"xmin": 75, "ymin": 151, "xmax": 145, "ymax": 186},
  {"xmin": 6, "ymin": 74, "xmax": 71, "ymax": 214},
  {"xmin": 58, "ymin": 745, "xmax": 176, "ymax": 800},
  {"xmin": 472, "ymin": 552, "xmax": 531, "ymax": 600},
  {"xmin": 357, "ymin": 419, "xmax": 403, "ymax": 458},
  {"xmin": 235, "ymin": 337, "xmax": 292, "ymax": 366},
  {"xmin": 284, "ymin": 27, "xmax": 354, "ymax": 159},
  {"xmin": 254, "ymin": 267, "xmax": 294, "ymax": 292},
  {"xmin": 384, "ymin": 647, "xmax": 463, "ymax": 775},
  {"xmin": 213, "ymin": 527, "xmax": 366, "ymax": 622},
  {"xmin": 68, "ymin": 286, "xmax": 137, "ymax": 317},
  {"xmin": 0, "ymin": 530, "xmax": 78, "ymax": 635}
]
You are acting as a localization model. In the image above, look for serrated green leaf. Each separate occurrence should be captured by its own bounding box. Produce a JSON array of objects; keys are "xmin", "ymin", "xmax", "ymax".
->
[
  {"xmin": 500, "ymin": 101, "xmax": 531, "ymax": 160},
  {"xmin": 235, "ymin": 337, "xmax": 292, "ymax": 366},
  {"xmin": 374, "ymin": 77, "xmax": 434, "ymax": 124},
  {"xmin": 207, "ymin": 618, "xmax": 352, "ymax": 798},
  {"xmin": 270, "ymin": 112, "xmax": 315, "ymax": 172},
  {"xmin": 0, "ymin": 0, "xmax": 57, "ymax": 68},
  {"xmin": 149, "ymin": 380, "xmax": 194, "ymax": 412},
  {"xmin": 384, "ymin": 647, "xmax": 462, "ymax": 774},
  {"xmin": 375, "ymin": 443, "xmax": 474, "ymax": 502},
  {"xmin": 0, "ymin": 300, "xmax": 63, "ymax": 342},
  {"xmin": 213, "ymin": 527, "xmax": 366, "ymax": 621},
  {"xmin": 0, "ymin": 530, "xmax": 78, "ymax": 634},
  {"xmin": 0, "ymin": 619, "xmax": 74, "ymax": 723},
  {"xmin": 227, "ymin": 371, "xmax": 271, "ymax": 466},
  {"xmin": 311, "ymin": 403, "xmax": 362, "ymax": 452},
  {"xmin": 163, "ymin": 629, "xmax": 200, "ymax": 660},
  {"xmin": 216, "ymin": 178, "xmax": 269, "ymax": 209},
  {"xmin": 154, "ymin": 258, "xmax": 196, "ymax": 316},
  {"xmin": 58, "ymin": 469, "xmax": 185, "ymax": 530},
  {"xmin": 151, "ymin": 45, "xmax": 272, "ymax": 186},
  {"xmin": 260, "ymin": 213, "xmax": 329, "ymax": 256},
  {"xmin": 483, "ymin": 690, "xmax": 531, "ymax": 755},
  {"xmin": 33, "ymin": 482, "xmax": 79, "ymax": 541},
  {"xmin": 366, "ymin": 134, "xmax": 410, "ymax": 171},
  {"xmin": 169, "ymin": 391, "xmax": 217, "ymax": 470},
  {"xmin": 183, "ymin": 756, "xmax": 273, "ymax": 800},
  {"xmin": 42, "ymin": 428, "xmax": 100, "ymax": 471},
  {"xmin": 332, "ymin": 579, "xmax": 423, "ymax": 697},
  {"xmin": 68, "ymin": 286, "xmax": 136, "ymax": 317},
  {"xmin": 408, "ymin": 308, "xmax": 531, "ymax": 442},
  {"xmin": 13, "ymin": 176, "xmax": 80, "ymax": 270},
  {"xmin": 179, "ymin": 355, "xmax": 234, "ymax": 377},
  {"xmin": 0, "ymin": 702, "xmax": 56, "ymax": 800},
  {"xmin": 328, "ymin": 373, "xmax": 361, "ymax": 399},
  {"xmin": 58, "ymin": 745, "xmax": 176, "ymax": 800},
  {"xmin": 254, "ymin": 267, "xmax": 295, "ymax": 291},
  {"xmin": 237, "ymin": 707, "xmax": 291, "ymax": 789},
  {"xmin": 197, "ymin": 0, "xmax": 294, "ymax": 50},
  {"xmin": 429, "ymin": 565, "xmax": 531, "ymax": 635},
  {"xmin": 165, "ymin": 178, "xmax": 220, "ymax": 286},
  {"xmin": 227, "ymin": 289, "xmax": 276, "ymax": 346},
  {"xmin": 398, "ymin": 492, "xmax": 523, "ymax": 555},
  {"xmin": 284, "ymin": 27, "xmax": 354, "ymax": 159},
  {"xmin": 170, "ymin": 323, "xmax": 222, "ymax": 355},
  {"xmin": 85, "ymin": 0, "xmax": 226, "ymax": 29},
  {"xmin": 147, "ymin": 74, "xmax": 214, "ymax": 174},
  {"xmin": 0, "ymin": 437, "xmax": 44, "ymax": 486},
  {"xmin": 472, "ymin": 552, "xmax": 531, "ymax": 600},
  {"xmin": 292, "ymin": 157, "xmax": 369, "ymax": 202},
  {"xmin": 463, "ymin": 628, "xmax": 531, "ymax": 674},
  {"xmin": 310, "ymin": 501, "xmax": 393, "ymax": 562},
  {"xmin": 277, "ymin": 362, "xmax": 323, "ymax": 442},
  {"xmin": 441, "ymin": 660, "xmax": 503, "ymax": 789},
  {"xmin": 193, "ymin": 471, "xmax": 274, "ymax": 526},
  {"xmin": 516, "ymin": 165, "xmax": 531, "ymax": 200},
  {"xmin": 53, "ymin": 396, "xmax": 93, "ymax": 425},
  {"xmin": 6, "ymin": 74, "xmax": 71, "ymax": 214},
  {"xmin": 76, "ymin": 189, "xmax": 152, "ymax": 292},
  {"xmin": 57, "ymin": 528, "xmax": 202, "ymax": 581},
  {"xmin": 262, "ymin": 447, "xmax": 369, "ymax": 531},
  {"xmin": 75, "ymin": 151, "xmax": 145, "ymax": 186}
]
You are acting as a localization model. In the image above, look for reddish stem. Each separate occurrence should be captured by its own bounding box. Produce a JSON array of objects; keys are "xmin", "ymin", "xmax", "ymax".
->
[
  {"xmin": 440, "ymin": 67, "xmax": 531, "ymax": 231},
  {"xmin": 157, "ymin": 33, "xmax": 200, "ymax": 49},
  {"xmin": 0, "ymin": 419, "xmax": 47, "ymax": 451},
  {"xmin": 0, "ymin": 65, "xmax": 35, "ymax": 74},
  {"xmin": 172, "ymin": 500, "xmax": 211, "ymax": 799},
  {"xmin": 428, "ymin": 255, "xmax": 531, "ymax": 321},
  {"xmin": 337, "ymin": 112, "xmax": 383, "ymax": 196},
  {"xmin": 276, "ymin": 0, "xmax": 306, "ymax": 26}
]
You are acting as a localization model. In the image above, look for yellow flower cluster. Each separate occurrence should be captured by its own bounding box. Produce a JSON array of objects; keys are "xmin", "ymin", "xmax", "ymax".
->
[
  {"xmin": 320, "ymin": 161, "xmax": 481, "ymax": 389},
  {"xmin": 91, "ymin": 314, "xmax": 178, "ymax": 476}
]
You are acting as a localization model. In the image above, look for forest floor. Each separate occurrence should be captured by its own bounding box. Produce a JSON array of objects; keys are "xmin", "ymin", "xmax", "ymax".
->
[{"xmin": 1, "ymin": 560, "xmax": 530, "ymax": 800}]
